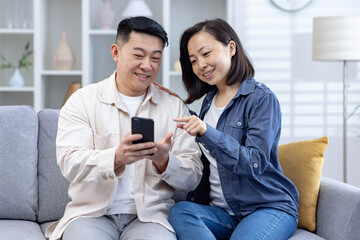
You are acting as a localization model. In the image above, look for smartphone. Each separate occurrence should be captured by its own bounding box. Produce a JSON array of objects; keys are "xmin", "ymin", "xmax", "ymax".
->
[{"xmin": 131, "ymin": 117, "xmax": 154, "ymax": 145}]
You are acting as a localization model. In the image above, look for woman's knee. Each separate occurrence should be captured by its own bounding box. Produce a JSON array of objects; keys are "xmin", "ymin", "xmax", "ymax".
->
[{"xmin": 169, "ymin": 201, "xmax": 197, "ymax": 224}]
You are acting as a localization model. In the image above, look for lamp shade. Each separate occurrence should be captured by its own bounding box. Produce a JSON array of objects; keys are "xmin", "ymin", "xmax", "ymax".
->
[
  {"xmin": 312, "ymin": 16, "xmax": 360, "ymax": 61},
  {"xmin": 122, "ymin": 0, "xmax": 153, "ymax": 18}
]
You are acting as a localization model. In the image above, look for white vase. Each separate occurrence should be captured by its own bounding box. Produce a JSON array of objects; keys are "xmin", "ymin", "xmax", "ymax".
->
[
  {"xmin": 173, "ymin": 60, "xmax": 182, "ymax": 72},
  {"xmin": 9, "ymin": 68, "xmax": 25, "ymax": 87},
  {"xmin": 98, "ymin": 0, "xmax": 115, "ymax": 29},
  {"xmin": 53, "ymin": 32, "xmax": 76, "ymax": 70}
]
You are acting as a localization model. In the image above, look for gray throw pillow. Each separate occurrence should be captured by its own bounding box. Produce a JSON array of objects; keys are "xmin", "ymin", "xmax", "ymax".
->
[{"xmin": 37, "ymin": 109, "xmax": 70, "ymax": 223}]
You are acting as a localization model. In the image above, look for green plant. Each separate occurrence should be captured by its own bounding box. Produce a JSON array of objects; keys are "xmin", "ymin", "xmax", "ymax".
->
[{"xmin": 0, "ymin": 41, "xmax": 33, "ymax": 70}]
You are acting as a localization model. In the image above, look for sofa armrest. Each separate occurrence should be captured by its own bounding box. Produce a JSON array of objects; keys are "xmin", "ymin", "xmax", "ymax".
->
[{"xmin": 316, "ymin": 177, "xmax": 360, "ymax": 240}]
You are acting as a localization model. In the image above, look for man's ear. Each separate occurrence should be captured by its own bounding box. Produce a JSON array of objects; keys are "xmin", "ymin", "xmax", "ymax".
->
[{"xmin": 111, "ymin": 44, "xmax": 119, "ymax": 61}]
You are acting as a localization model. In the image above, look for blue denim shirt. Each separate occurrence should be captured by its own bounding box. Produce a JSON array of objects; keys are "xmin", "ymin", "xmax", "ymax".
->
[{"xmin": 194, "ymin": 78, "xmax": 299, "ymax": 220}]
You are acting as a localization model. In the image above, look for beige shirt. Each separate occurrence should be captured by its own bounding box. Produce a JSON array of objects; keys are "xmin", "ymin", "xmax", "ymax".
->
[{"xmin": 45, "ymin": 72, "xmax": 203, "ymax": 240}]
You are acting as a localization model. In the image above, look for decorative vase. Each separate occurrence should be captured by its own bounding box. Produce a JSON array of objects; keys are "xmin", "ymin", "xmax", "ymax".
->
[
  {"xmin": 9, "ymin": 68, "xmax": 25, "ymax": 87},
  {"xmin": 173, "ymin": 60, "xmax": 182, "ymax": 72},
  {"xmin": 98, "ymin": 0, "xmax": 115, "ymax": 29},
  {"xmin": 53, "ymin": 32, "xmax": 76, "ymax": 70},
  {"xmin": 5, "ymin": 0, "xmax": 32, "ymax": 29}
]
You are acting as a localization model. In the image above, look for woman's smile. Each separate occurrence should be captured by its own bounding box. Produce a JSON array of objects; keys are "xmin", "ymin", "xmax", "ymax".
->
[{"xmin": 203, "ymin": 69, "xmax": 214, "ymax": 79}]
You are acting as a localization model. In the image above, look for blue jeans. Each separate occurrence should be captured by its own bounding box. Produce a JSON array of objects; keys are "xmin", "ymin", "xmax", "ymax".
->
[{"xmin": 168, "ymin": 201, "xmax": 297, "ymax": 240}]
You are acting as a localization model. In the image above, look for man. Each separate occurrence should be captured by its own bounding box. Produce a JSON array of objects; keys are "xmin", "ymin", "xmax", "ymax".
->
[{"xmin": 45, "ymin": 16, "xmax": 203, "ymax": 240}]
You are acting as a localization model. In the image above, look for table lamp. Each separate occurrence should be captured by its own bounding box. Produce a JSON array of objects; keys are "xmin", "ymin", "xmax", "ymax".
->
[{"xmin": 122, "ymin": 0, "xmax": 153, "ymax": 18}]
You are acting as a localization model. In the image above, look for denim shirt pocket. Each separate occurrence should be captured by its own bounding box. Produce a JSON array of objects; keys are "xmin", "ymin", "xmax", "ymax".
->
[{"xmin": 225, "ymin": 118, "xmax": 247, "ymax": 144}]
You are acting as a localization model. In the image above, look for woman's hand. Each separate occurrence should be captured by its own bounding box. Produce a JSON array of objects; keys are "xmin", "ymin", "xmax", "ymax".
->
[{"xmin": 173, "ymin": 116, "xmax": 207, "ymax": 137}]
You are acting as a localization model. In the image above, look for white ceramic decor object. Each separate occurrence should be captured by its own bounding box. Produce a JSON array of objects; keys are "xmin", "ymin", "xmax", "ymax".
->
[
  {"xmin": 98, "ymin": 0, "xmax": 115, "ymax": 29},
  {"xmin": 53, "ymin": 32, "xmax": 76, "ymax": 70},
  {"xmin": 9, "ymin": 68, "xmax": 25, "ymax": 87}
]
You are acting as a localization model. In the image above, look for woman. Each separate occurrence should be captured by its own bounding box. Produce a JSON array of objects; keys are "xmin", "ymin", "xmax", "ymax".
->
[{"xmin": 168, "ymin": 18, "xmax": 299, "ymax": 240}]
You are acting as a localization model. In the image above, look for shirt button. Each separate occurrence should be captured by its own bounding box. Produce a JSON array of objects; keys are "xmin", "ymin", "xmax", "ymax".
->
[
  {"xmin": 253, "ymin": 163, "xmax": 258, "ymax": 168},
  {"xmin": 190, "ymin": 197, "xmax": 195, "ymax": 201},
  {"xmin": 237, "ymin": 122, "xmax": 242, "ymax": 126}
]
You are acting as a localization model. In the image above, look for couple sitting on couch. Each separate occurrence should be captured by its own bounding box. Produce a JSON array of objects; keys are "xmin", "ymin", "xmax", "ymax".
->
[{"xmin": 46, "ymin": 16, "xmax": 299, "ymax": 240}]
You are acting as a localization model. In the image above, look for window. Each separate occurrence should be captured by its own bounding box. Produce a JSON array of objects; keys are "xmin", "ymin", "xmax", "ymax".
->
[{"xmin": 233, "ymin": 0, "xmax": 360, "ymax": 139}]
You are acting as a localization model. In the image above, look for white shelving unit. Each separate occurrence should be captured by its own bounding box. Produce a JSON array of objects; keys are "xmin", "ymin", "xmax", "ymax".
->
[
  {"xmin": 163, "ymin": 0, "xmax": 228, "ymax": 112},
  {"xmin": 35, "ymin": 0, "xmax": 82, "ymax": 110},
  {"xmin": 0, "ymin": 29, "xmax": 34, "ymax": 34},
  {"xmin": 0, "ymin": 0, "xmax": 230, "ymax": 112},
  {"xmin": 0, "ymin": 0, "xmax": 35, "ymax": 107}
]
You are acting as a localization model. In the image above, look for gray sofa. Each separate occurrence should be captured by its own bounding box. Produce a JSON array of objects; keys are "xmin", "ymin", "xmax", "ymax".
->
[{"xmin": 0, "ymin": 105, "xmax": 359, "ymax": 240}]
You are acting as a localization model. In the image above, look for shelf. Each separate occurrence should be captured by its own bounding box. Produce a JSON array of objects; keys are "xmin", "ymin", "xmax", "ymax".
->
[
  {"xmin": 89, "ymin": 29, "xmax": 116, "ymax": 36},
  {"xmin": 170, "ymin": 71, "xmax": 182, "ymax": 76},
  {"xmin": 0, "ymin": 0, "xmax": 228, "ymax": 111},
  {"xmin": 41, "ymin": 70, "xmax": 83, "ymax": 76},
  {"xmin": 0, "ymin": 86, "xmax": 34, "ymax": 92},
  {"xmin": 0, "ymin": 29, "xmax": 34, "ymax": 34}
]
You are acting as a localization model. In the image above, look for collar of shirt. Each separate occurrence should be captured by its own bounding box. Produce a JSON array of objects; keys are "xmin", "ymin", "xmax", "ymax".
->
[
  {"xmin": 99, "ymin": 71, "xmax": 160, "ymax": 112},
  {"xmin": 201, "ymin": 78, "xmax": 256, "ymax": 118}
]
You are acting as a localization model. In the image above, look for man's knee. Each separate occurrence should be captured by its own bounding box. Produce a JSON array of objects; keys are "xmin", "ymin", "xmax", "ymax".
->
[
  {"xmin": 63, "ymin": 216, "xmax": 117, "ymax": 240},
  {"xmin": 120, "ymin": 218, "xmax": 175, "ymax": 240},
  {"xmin": 63, "ymin": 218, "xmax": 89, "ymax": 238}
]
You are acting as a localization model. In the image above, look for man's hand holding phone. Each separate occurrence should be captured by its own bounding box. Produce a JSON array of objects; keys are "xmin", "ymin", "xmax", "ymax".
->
[
  {"xmin": 114, "ymin": 132, "xmax": 156, "ymax": 174},
  {"xmin": 114, "ymin": 117, "xmax": 172, "ymax": 174},
  {"xmin": 148, "ymin": 132, "xmax": 173, "ymax": 173}
]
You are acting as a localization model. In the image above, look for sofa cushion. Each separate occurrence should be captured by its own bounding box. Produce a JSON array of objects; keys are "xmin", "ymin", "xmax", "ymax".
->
[
  {"xmin": 0, "ymin": 220, "xmax": 46, "ymax": 240},
  {"xmin": 0, "ymin": 106, "xmax": 38, "ymax": 221},
  {"xmin": 278, "ymin": 136, "xmax": 328, "ymax": 232},
  {"xmin": 316, "ymin": 177, "xmax": 360, "ymax": 240},
  {"xmin": 289, "ymin": 229, "xmax": 325, "ymax": 240},
  {"xmin": 40, "ymin": 221, "xmax": 56, "ymax": 234},
  {"xmin": 37, "ymin": 109, "xmax": 71, "ymax": 223}
]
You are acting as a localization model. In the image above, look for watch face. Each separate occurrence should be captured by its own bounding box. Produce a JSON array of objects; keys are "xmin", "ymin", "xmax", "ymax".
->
[{"xmin": 271, "ymin": 0, "xmax": 313, "ymax": 12}]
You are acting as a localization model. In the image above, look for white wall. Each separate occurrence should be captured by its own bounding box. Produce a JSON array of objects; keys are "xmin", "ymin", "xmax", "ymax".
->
[{"xmin": 228, "ymin": 0, "xmax": 360, "ymax": 187}]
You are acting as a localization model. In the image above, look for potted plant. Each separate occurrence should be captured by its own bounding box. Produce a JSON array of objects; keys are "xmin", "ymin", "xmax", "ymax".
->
[{"xmin": 0, "ymin": 41, "xmax": 33, "ymax": 87}]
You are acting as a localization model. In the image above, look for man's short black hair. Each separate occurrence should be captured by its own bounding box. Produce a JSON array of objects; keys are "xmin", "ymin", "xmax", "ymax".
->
[{"xmin": 116, "ymin": 16, "xmax": 168, "ymax": 48}]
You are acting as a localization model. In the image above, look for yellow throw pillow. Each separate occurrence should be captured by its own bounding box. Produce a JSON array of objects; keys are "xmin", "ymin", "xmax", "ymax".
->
[{"xmin": 278, "ymin": 136, "xmax": 329, "ymax": 232}]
